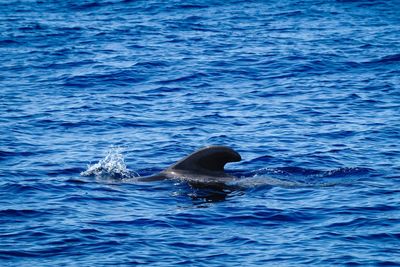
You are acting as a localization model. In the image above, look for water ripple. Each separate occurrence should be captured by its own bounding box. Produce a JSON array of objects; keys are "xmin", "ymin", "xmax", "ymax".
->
[{"xmin": 1, "ymin": 0, "xmax": 400, "ymax": 266}]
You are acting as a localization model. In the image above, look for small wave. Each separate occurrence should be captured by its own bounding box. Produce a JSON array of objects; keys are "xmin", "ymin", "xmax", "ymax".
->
[
  {"xmin": 0, "ymin": 39, "xmax": 19, "ymax": 46},
  {"xmin": 375, "ymin": 54, "xmax": 400, "ymax": 63},
  {"xmin": 319, "ymin": 167, "xmax": 371, "ymax": 178},
  {"xmin": 0, "ymin": 209, "xmax": 49, "ymax": 218},
  {"xmin": 364, "ymin": 54, "xmax": 400, "ymax": 66},
  {"xmin": 80, "ymin": 147, "xmax": 138, "ymax": 179},
  {"xmin": 63, "ymin": 70, "xmax": 145, "ymax": 88},
  {"xmin": 251, "ymin": 166, "xmax": 370, "ymax": 178},
  {"xmin": 67, "ymin": 1, "xmax": 113, "ymax": 11},
  {"xmin": 0, "ymin": 150, "xmax": 39, "ymax": 159},
  {"xmin": 234, "ymin": 166, "xmax": 372, "ymax": 187},
  {"xmin": 230, "ymin": 176, "xmax": 304, "ymax": 188},
  {"xmin": 155, "ymin": 72, "xmax": 209, "ymax": 85},
  {"xmin": 0, "ymin": 183, "xmax": 43, "ymax": 194}
]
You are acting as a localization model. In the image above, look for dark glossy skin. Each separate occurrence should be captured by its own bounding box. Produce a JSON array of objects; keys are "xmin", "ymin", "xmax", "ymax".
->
[{"xmin": 138, "ymin": 146, "xmax": 242, "ymax": 185}]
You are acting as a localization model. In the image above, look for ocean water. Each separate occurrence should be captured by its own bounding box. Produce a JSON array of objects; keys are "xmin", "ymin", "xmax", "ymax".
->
[{"xmin": 1, "ymin": 0, "xmax": 400, "ymax": 265}]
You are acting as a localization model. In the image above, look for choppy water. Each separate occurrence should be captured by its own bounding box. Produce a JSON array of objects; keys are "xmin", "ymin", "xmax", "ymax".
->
[{"xmin": 1, "ymin": 0, "xmax": 400, "ymax": 266}]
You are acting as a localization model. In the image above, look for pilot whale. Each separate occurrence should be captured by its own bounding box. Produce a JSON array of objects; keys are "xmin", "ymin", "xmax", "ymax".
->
[{"xmin": 138, "ymin": 146, "xmax": 242, "ymax": 185}]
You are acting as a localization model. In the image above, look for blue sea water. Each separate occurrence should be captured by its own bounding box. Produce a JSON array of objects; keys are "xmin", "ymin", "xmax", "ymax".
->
[{"xmin": 1, "ymin": 0, "xmax": 400, "ymax": 265}]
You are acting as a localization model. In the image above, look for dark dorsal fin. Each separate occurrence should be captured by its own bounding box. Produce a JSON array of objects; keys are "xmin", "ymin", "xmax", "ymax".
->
[{"xmin": 169, "ymin": 146, "xmax": 241, "ymax": 173}]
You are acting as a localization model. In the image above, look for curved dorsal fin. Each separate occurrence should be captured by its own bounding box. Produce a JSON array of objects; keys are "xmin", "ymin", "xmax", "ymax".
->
[{"xmin": 169, "ymin": 146, "xmax": 241, "ymax": 173}]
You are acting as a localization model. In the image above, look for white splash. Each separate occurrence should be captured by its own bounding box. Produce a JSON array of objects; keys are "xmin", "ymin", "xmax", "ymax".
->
[{"xmin": 80, "ymin": 147, "xmax": 138, "ymax": 179}]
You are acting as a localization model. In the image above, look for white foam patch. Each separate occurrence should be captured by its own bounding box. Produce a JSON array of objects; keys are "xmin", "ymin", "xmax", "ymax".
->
[{"xmin": 80, "ymin": 147, "xmax": 138, "ymax": 179}]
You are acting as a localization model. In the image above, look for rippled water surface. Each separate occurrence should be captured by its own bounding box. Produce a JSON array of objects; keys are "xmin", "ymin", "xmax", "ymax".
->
[{"xmin": 1, "ymin": 0, "xmax": 400, "ymax": 266}]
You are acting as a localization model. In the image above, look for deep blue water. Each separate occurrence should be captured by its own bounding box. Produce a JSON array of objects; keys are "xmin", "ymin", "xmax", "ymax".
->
[{"xmin": 1, "ymin": 0, "xmax": 400, "ymax": 265}]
